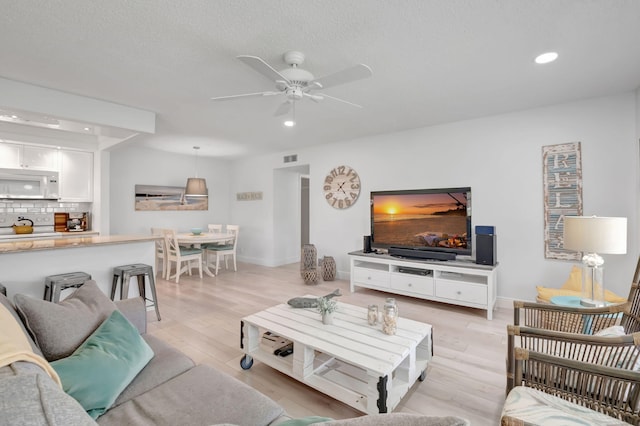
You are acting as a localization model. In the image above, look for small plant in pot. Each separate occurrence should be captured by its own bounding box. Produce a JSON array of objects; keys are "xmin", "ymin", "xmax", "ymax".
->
[{"xmin": 317, "ymin": 296, "xmax": 338, "ymax": 325}]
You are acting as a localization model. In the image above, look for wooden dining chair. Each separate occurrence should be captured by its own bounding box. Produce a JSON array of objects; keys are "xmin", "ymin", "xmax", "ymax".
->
[
  {"xmin": 205, "ymin": 225, "xmax": 239, "ymax": 274},
  {"xmin": 164, "ymin": 229, "xmax": 203, "ymax": 283},
  {"xmin": 151, "ymin": 227, "xmax": 168, "ymax": 279},
  {"xmin": 207, "ymin": 224, "xmax": 223, "ymax": 233}
]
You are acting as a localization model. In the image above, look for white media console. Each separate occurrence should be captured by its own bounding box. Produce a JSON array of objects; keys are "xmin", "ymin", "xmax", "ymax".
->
[{"xmin": 349, "ymin": 251, "xmax": 498, "ymax": 320}]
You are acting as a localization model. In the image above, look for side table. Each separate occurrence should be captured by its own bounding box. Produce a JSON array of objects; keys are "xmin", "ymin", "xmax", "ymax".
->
[{"xmin": 550, "ymin": 296, "xmax": 620, "ymax": 334}]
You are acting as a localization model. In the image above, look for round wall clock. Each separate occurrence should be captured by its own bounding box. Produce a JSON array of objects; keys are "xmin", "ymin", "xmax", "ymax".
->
[{"xmin": 323, "ymin": 165, "xmax": 361, "ymax": 209}]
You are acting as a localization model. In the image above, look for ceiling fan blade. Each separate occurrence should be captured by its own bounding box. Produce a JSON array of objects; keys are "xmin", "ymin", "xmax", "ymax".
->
[
  {"xmin": 210, "ymin": 91, "xmax": 280, "ymax": 101},
  {"xmin": 310, "ymin": 64, "xmax": 372, "ymax": 90},
  {"xmin": 237, "ymin": 55, "xmax": 291, "ymax": 85},
  {"xmin": 316, "ymin": 93, "xmax": 363, "ymax": 108},
  {"xmin": 303, "ymin": 92, "xmax": 323, "ymax": 103},
  {"xmin": 274, "ymin": 101, "xmax": 293, "ymax": 116}
]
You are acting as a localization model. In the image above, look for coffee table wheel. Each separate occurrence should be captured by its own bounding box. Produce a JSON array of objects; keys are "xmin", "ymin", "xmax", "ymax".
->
[
  {"xmin": 240, "ymin": 355, "xmax": 254, "ymax": 370},
  {"xmin": 418, "ymin": 370, "xmax": 426, "ymax": 382}
]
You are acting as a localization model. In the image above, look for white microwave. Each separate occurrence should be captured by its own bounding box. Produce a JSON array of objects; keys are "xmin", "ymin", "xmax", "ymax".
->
[{"xmin": 0, "ymin": 168, "xmax": 60, "ymax": 200}]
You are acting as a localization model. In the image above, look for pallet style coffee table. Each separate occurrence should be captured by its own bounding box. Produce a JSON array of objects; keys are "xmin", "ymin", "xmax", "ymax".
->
[{"xmin": 239, "ymin": 299, "xmax": 432, "ymax": 415}]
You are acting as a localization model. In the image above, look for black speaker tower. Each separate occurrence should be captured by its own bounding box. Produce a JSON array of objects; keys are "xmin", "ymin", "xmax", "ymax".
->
[
  {"xmin": 475, "ymin": 226, "xmax": 497, "ymax": 266},
  {"xmin": 363, "ymin": 235, "xmax": 372, "ymax": 253}
]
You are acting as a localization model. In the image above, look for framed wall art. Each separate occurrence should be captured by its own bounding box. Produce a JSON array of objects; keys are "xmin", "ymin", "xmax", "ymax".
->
[
  {"xmin": 542, "ymin": 142, "xmax": 583, "ymax": 260},
  {"xmin": 135, "ymin": 184, "xmax": 208, "ymax": 211}
]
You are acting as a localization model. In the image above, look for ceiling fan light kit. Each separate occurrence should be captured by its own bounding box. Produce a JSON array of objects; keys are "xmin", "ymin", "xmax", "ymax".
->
[
  {"xmin": 211, "ymin": 50, "xmax": 372, "ymax": 124},
  {"xmin": 283, "ymin": 99, "xmax": 296, "ymax": 127}
]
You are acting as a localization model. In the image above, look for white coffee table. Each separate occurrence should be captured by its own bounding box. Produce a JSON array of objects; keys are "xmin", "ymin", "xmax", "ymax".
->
[{"xmin": 240, "ymin": 299, "xmax": 432, "ymax": 415}]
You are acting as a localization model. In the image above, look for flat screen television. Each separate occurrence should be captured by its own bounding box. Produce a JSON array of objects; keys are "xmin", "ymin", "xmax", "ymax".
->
[{"xmin": 370, "ymin": 187, "xmax": 472, "ymax": 258}]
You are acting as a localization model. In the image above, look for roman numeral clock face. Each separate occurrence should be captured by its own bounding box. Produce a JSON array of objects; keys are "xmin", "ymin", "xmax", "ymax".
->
[{"xmin": 323, "ymin": 165, "xmax": 361, "ymax": 209}]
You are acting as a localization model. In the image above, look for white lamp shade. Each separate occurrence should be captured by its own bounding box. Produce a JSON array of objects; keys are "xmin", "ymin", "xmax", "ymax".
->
[
  {"xmin": 563, "ymin": 216, "xmax": 627, "ymax": 254},
  {"xmin": 185, "ymin": 178, "xmax": 208, "ymax": 196}
]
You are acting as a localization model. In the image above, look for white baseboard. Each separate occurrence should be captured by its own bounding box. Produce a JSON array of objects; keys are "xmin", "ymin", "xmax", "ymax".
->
[{"xmin": 495, "ymin": 296, "xmax": 536, "ymax": 310}]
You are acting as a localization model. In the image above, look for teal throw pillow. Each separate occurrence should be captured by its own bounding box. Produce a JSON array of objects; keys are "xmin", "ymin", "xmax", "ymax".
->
[
  {"xmin": 276, "ymin": 416, "xmax": 333, "ymax": 425},
  {"xmin": 51, "ymin": 309, "xmax": 154, "ymax": 419}
]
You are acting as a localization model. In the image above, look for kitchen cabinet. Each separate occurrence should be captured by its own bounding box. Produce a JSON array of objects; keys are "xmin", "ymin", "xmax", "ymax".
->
[
  {"xmin": 0, "ymin": 143, "xmax": 21, "ymax": 168},
  {"xmin": 0, "ymin": 142, "xmax": 59, "ymax": 170},
  {"xmin": 59, "ymin": 149, "xmax": 93, "ymax": 202}
]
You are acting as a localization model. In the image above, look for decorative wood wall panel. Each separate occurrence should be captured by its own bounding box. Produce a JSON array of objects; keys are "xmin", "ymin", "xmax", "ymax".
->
[{"xmin": 542, "ymin": 142, "xmax": 582, "ymax": 260}]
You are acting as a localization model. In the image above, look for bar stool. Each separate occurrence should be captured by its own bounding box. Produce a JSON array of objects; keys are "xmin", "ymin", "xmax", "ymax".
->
[
  {"xmin": 44, "ymin": 272, "xmax": 92, "ymax": 303},
  {"xmin": 111, "ymin": 263, "xmax": 161, "ymax": 321}
]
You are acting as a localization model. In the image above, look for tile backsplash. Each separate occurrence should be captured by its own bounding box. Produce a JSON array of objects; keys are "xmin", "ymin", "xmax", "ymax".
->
[{"xmin": 0, "ymin": 200, "xmax": 92, "ymax": 215}]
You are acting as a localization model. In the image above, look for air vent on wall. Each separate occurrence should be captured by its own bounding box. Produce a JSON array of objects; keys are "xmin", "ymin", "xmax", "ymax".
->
[{"xmin": 284, "ymin": 154, "xmax": 298, "ymax": 163}]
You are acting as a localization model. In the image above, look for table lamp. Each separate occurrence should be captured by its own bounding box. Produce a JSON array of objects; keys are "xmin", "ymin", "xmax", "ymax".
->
[{"xmin": 563, "ymin": 216, "xmax": 627, "ymax": 307}]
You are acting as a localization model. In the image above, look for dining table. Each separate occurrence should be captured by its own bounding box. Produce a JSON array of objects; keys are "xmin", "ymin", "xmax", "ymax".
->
[{"xmin": 176, "ymin": 232, "xmax": 235, "ymax": 277}]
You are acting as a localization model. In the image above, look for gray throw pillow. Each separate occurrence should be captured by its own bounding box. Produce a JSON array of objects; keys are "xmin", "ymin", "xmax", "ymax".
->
[{"xmin": 14, "ymin": 280, "xmax": 116, "ymax": 361}]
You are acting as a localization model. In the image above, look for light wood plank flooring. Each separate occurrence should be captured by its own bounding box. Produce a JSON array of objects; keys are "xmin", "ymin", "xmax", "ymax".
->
[{"xmin": 147, "ymin": 261, "xmax": 511, "ymax": 425}]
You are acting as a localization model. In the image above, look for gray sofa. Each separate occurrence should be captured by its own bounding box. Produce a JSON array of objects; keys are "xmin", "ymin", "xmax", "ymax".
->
[{"xmin": 0, "ymin": 281, "xmax": 468, "ymax": 426}]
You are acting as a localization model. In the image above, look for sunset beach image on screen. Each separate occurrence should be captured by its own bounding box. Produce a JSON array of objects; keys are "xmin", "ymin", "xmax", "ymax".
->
[{"xmin": 370, "ymin": 188, "xmax": 471, "ymax": 252}]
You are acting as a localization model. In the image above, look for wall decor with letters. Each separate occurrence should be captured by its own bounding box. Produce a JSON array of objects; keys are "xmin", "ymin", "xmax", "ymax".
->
[
  {"xmin": 237, "ymin": 191, "xmax": 263, "ymax": 201},
  {"xmin": 542, "ymin": 142, "xmax": 583, "ymax": 260}
]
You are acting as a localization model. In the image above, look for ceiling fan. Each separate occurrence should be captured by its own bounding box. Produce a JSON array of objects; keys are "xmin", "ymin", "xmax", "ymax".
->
[{"xmin": 210, "ymin": 51, "xmax": 373, "ymax": 117}]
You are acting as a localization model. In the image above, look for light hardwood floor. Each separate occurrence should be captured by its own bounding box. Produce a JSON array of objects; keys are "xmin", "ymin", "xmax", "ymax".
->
[{"xmin": 147, "ymin": 261, "xmax": 511, "ymax": 425}]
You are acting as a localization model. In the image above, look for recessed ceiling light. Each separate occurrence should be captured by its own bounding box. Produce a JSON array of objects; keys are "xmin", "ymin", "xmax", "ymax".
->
[
  {"xmin": 84, "ymin": 127, "xmax": 91, "ymax": 131},
  {"xmin": 283, "ymin": 120, "xmax": 295, "ymax": 127},
  {"xmin": 535, "ymin": 52, "xmax": 558, "ymax": 64}
]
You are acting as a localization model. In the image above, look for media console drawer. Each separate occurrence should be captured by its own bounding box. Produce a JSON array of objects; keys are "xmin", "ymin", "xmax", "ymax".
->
[
  {"xmin": 353, "ymin": 266, "xmax": 389, "ymax": 288},
  {"xmin": 390, "ymin": 273, "xmax": 434, "ymax": 296},
  {"xmin": 435, "ymin": 280, "xmax": 487, "ymax": 305}
]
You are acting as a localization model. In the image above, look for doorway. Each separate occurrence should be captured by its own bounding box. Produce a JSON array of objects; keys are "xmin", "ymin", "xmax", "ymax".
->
[{"xmin": 273, "ymin": 165, "xmax": 310, "ymax": 265}]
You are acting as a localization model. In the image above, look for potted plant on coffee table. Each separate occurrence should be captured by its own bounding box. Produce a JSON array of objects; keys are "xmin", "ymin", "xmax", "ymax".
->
[{"xmin": 317, "ymin": 296, "xmax": 338, "ymax": 325}]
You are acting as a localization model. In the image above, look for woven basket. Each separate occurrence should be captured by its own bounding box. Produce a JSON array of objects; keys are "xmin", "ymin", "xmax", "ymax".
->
[
  {"xmin": 300, "ymin": 244, "xmax": 317, "ymax": 277},
  {"xmin": 301, "ymin": 269, "xmax": 319, "ymax": 285},
  {"xmin": 321, "ymin": 256, "xmax": 336, "ymax": 281}
]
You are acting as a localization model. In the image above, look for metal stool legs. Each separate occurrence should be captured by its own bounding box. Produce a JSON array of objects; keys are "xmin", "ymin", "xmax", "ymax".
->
[
  {"xmin": 111, "ymin": 263, "xmax": 161, "ymax": 321},
  {"xmin": 44, "ymin": 272, "xmax": 92, "ymax": 303}
]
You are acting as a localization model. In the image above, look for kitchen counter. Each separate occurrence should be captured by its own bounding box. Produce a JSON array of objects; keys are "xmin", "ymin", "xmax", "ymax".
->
[
  {"xmin": 0, "ymin": 234, "xmax": 159, "ymax": 300},
  {"xmin": 0, "ymin": 230, "xmax": 100, "ymax": 241},
  {"xmin": 0, "ymin": 234, "xmax": 158, "ymax": 253}
]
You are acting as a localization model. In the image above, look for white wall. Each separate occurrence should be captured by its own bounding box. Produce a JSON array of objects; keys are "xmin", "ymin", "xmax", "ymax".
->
[
  {"xmin": 230, "ymin": 92, "xmax": 639, "ymax": 301},
  {"xmin": 227, "ymin": 155, "xmax": 277, "ymax": 265},
  {"xmin": 108, "ymin": 143, "xmax": 231, "ymax": 234},
  {"xmin": 636, "ymin": 89, "xmax": 640, "ymax": 246}
]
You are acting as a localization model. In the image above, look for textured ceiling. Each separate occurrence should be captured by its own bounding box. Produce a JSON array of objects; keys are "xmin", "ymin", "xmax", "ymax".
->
[{"xmin": 1, "ymin": 0, "xmax": 640, "ymax": 158}]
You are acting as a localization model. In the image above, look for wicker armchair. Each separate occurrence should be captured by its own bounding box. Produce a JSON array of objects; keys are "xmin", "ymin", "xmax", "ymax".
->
[
  {"xmin": 502, "ymin": 348, "xmax": 640, "ymax": 425},
  {"xmin": 507, "ymin": 279, "xmax": 640, "ymax": 393},
  {"xmin": 507, "ymin": 322, "xmax": 640, "ymax": 392}
]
